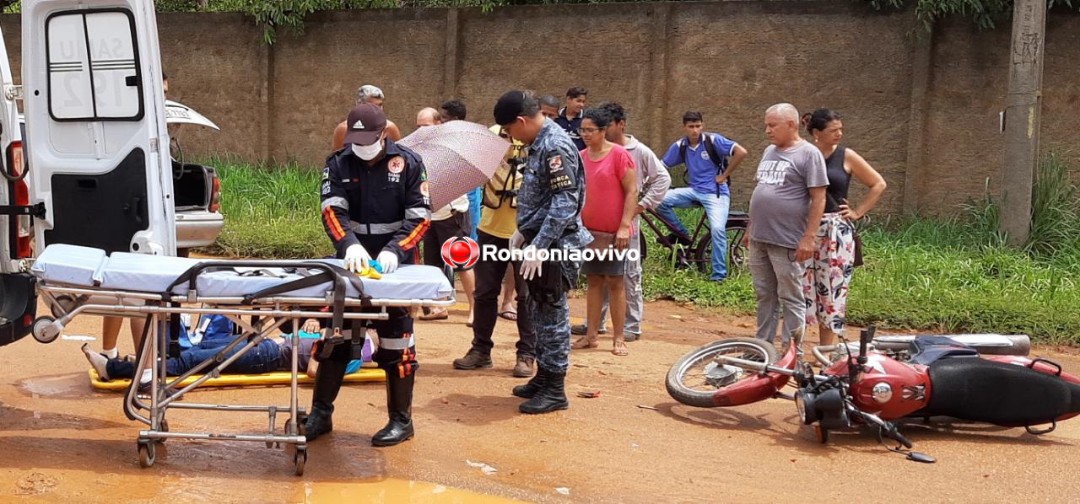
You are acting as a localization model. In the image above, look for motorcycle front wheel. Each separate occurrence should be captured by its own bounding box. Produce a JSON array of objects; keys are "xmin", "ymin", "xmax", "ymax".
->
[{"xmin": 666, "ymin": 338, "xmax": 779, "ymax": 408}]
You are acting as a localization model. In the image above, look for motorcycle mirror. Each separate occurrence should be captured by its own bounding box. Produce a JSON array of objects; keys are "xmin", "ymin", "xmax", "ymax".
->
[{"xmin": 907, "ymin": 452, "xmax": 936, "ymax": 464}]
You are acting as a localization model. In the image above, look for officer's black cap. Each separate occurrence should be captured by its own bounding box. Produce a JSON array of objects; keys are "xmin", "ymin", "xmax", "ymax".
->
[{"xmin": 493, "ymin": 90, "xmax": 529, "ymax": 126}]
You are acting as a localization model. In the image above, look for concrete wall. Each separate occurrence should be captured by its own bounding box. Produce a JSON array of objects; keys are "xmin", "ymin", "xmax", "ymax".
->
[{"xmin": 1, "ymin": 2, "xmax": 1077, "ymax": 215}]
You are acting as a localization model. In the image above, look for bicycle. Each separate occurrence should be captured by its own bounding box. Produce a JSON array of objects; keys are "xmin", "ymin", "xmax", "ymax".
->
[{"xmin": 638, "ymin": 203, "xmax": 749, "ymax": 276}]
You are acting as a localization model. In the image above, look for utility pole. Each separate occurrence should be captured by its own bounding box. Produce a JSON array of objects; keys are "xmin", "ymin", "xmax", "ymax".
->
[{"xmin": 1000, "ymin": 0, "xmax": 1047, "ymax": 246}]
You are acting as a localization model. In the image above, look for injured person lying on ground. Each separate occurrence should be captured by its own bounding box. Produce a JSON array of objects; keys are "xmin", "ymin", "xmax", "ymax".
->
[{"xmin": 82, "ymin": 318, "xmax": 375, "ymax": 385}]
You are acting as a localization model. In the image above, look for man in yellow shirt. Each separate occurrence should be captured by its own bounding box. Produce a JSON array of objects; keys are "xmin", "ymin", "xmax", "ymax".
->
[{"xmin": 452, "ymin": 125, "xmax": 535, "ymax": 378}]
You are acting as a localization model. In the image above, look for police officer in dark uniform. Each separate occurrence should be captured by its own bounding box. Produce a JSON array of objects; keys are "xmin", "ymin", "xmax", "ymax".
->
[
  {"xmin": 308, "ymin": 103, "xmax": 431, "ymax": 446},
  {"xmin": 493, "ymin": 90, "xmax": 591, "ymax": 414}
]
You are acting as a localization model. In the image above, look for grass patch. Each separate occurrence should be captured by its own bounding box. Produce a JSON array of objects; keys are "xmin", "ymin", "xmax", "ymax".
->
[
  {"xmin": 200, "ymin": 158, "xmax": 334, "ymax": 258},
  {"xmin": 202, "ymin": 155, "xmax": 1080, "ymax": 343}
]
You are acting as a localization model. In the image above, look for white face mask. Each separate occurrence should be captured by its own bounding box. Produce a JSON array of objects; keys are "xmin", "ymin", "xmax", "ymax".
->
[{"xmin": 352, "ymin": 141, "xmax": 383, "ymax": 160}]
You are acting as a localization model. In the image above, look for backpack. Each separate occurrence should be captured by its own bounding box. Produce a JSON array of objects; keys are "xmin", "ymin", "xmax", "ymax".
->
[{"xmin": 678, "ymin": 133, "xmax": 729, "ymax": 196}]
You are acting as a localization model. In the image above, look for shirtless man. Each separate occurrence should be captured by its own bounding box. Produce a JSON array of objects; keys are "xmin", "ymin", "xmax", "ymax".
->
[{"xmin": 331, "ymin": 84, "xmax": 402, "ymax": 150}]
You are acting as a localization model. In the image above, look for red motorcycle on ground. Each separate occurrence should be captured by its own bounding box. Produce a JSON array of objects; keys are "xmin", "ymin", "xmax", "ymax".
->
[{"xmin": 666, "ymin": 327, "xmax": 1080, "ymax": 462}]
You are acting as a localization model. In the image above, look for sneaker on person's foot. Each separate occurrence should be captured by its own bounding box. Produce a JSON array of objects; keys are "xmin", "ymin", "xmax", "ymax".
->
[
  {"xmin": 81, "ymin": 343, "xmax": 111, "ymax": 380},
  {"xmin": 571, "ymin": 324, "xmax": 606, "ymax": 336},
  {"xmin": 512, "ymin": 356, "xmax": 535, "ymax": 378}
]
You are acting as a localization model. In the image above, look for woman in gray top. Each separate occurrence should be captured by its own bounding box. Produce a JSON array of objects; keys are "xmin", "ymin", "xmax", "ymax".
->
[{"xmin": 803, "ymin": 109, "xmax": 888, "ymax": 346}]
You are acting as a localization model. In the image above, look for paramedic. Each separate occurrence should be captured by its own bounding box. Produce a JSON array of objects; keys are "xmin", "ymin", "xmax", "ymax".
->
[{"xmin": 310, "ymin": 103, "xmax": 431, "ymax": 446}]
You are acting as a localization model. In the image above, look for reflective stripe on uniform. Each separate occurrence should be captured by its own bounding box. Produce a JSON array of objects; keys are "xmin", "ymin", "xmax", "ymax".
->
[
  {"xmin": 322, "ymin": 196, "xmax": 349, "ymax": 211},
  {"xmin": 378, "ymin": 335, "xmax": 416, "ymax": 350},
  {"xmin": 323, "ymin": 208, "xmax": 346, "ymax": 240},
  {"xmin": 349, "ymin": 220, "xmax": 403, "ymax": 235},
  {"xmin": 405, "ymin": 207, "xmax": 430, "ymax": 220}
]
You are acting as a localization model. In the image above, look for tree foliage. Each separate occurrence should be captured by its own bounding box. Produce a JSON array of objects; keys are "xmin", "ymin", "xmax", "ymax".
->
[
  {"xmin": 863, "ymin": 0, "xmax": 1077, "ymax": 32},
  {"xmin": 4, "ymin": 1, "xmax": 1078, "ymax": 43}
]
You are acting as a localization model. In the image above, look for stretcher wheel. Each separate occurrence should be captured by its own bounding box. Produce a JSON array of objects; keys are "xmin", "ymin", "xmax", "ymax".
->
[
  {"xmin": 32, "ymin": 317, "xmax": 59, "ymax": 344},
  {"xmin": 293, "ymin": 446, "xmax": 307, "ymax": 476},
  {"xmin": 156, "ymin": 420, "xmax": 169, "ymax": 444},
  {"xmin": 138, "ymin": 440, "xmax": 156, "ymax": 468}
]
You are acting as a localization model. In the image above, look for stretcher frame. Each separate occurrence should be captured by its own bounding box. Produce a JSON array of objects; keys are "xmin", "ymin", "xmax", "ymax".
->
[{"xmin": 32, "ymin": 259, "xmax": 455, "ymax": 476}]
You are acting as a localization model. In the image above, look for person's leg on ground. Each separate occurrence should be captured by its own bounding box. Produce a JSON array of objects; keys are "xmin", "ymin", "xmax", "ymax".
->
[
  {"xmin": 101, "ymin": 316, "xmax": 122, "ymax": 359},
  {"xmin": 371, "ymin": 307, "xmax": 418, "ymax": 446},
  {"xmin": 455, "ymin": 231, "xmax": 506, "ymax": 370},
  {"xmin": 421, "ymin": 223, "xmax": 451, "ymax": 319},
  {"xmin": 511, "ymin": 260, "xmax": 536, "ymax": 378},
  {"xmin": 750, "ymin": 240, "xmax": 781, "ymax": 345},
  {"xmin": 499, "ymin": 267, "xmax": 517, "ymax": 319},
  {"xmin": 573, "ymin": 274, "xmax": 604, "ymax": 349},
  {"xmin": 623, "ymin": 223, "xmax": 644, "ymax": 341},
  {"xmin": 699, "ymin": 191, "xmax": 730, "ymax": 281},
  {"xmin": 769, "ymin": 245, "xmax": 808, "ymax": 349},
  {"xmin": 519, "ymin": 281, "xmax": 570, "ymax": 414},
  {"xmin": 460, "ymin": 268, "xmax": 476, "ymax": 326},
  {"xmin": 609, "ymin": 275, "xmax": 628, "ymax": 356},
  {"xmin": 129, "ymin": 316, "xmax": 147, "ymax": 353}
]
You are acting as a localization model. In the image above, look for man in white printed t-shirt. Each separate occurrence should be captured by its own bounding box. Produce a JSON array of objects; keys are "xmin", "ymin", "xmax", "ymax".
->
[{"xmin": 748, "ymin": 103, "xmax": 828, "ymax": 348}]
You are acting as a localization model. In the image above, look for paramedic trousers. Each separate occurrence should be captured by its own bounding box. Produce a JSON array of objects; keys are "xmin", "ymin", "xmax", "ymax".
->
[{"xmin": 311, "ymin": 307, "xmax": 417, "ymax": 416}]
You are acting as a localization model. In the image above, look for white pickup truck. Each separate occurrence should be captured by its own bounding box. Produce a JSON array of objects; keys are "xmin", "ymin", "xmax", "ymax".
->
[{"xmin": 1, "ymin": 0, "xmax": 212, "ymax": 346}]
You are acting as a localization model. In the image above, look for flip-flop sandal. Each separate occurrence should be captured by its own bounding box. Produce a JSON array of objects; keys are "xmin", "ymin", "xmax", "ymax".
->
[
  {"xmin": 571, "ymin": 337, "xmax": 599, "ymax": 350},
  {"xmin": 612, "ymin": 340, "xmax": 629, "ymax": 356},
  {"xmin": 498, "ymin": 311, "xmax": 518, "ymax": 321}
]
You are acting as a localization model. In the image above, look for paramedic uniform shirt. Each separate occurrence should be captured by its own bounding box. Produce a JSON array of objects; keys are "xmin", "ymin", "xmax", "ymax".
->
[{"xmin": 320, "ymin": 140, "xmax": 432, "ymax": 263}]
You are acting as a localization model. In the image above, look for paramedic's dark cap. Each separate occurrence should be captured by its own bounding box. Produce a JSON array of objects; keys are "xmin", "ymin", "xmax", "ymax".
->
[
  {"xmin": 493, "ymin": 90, "xmax": 533, "ymax": 126},
  {"xmin": 344, "ymin": 103, "xmax": 387, "ymax": 146}
]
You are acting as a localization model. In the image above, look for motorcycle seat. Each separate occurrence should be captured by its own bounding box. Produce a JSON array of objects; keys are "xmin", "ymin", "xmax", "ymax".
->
[
  {"xmin": 909, "ymin": 336, "xmax": 980, "ymax": 366},
  {"xmin": 920, "ymin": 358, "xmax": 1080, "ymax": 426}
]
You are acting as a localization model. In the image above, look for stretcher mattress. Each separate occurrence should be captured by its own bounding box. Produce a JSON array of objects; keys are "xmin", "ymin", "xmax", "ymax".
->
[
  {"xmin": 88, "ymin": 366, "xmax": 385, "ymax": 392},
  {"xmin": 32, "ymin": 244, "xmax": 453, "ymax": 301}
]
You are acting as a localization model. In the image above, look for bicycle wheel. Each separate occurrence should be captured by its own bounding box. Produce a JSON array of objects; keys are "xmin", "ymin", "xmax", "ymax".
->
[
  {"xmin": 665, "ymin": 338, "xmax": 779, "ymax": 408},
  {"xmin": 693, "ymin": 235, "xmax": 713, "ymax": 274},
  {"xmin": 728, "ymin": 227, "xmax": 748, "ymax": 269}
]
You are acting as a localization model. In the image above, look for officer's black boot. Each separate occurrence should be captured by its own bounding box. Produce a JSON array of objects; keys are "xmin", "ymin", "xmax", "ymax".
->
[
  {"xmin": 372, "ymin": 372, "xmax": 415, "ymax": 446},
  {"xmin": 305, "ymin": 341, "xmax": 350, "ymax": 441},
  {"xmin": 519, "ymin": 370, "xmax": 568, "ymax": 414},
  {"xmin": 512, "ymin": 368, "xmax": 548, "ymax": 399}
]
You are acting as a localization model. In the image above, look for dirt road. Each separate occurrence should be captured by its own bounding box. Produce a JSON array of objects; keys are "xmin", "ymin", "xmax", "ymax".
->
[{"xmin": 2, "ymin": 296, "xmax": 1078, "ymax": 503}]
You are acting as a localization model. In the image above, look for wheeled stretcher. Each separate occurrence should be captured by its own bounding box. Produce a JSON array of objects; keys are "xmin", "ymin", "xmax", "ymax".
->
[{"xmin": 29, "ymin": 244, "xmax": 455, "ymax": 475}]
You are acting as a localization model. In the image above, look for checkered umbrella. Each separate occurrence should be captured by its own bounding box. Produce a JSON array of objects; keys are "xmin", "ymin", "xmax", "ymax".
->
[{"xmin": 398, "ymin": 120, "xmax": 511, "ymax": 211}]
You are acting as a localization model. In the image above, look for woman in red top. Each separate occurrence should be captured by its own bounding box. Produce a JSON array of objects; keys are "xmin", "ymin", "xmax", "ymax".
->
[{"xmin": 572, "ymin": 109, "xmax": 638, "ymax": 356}]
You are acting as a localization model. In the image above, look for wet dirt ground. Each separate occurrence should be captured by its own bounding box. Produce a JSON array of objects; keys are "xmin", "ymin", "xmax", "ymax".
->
[{"xmin": 2, "ymin": 293, "xmax": 1079, "ymax": 503}]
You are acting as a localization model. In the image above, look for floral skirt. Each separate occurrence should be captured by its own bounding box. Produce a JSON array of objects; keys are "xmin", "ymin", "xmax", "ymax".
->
[{"xmin": 803, "ymin": 213, "xmax": 856, "ymax": 333}]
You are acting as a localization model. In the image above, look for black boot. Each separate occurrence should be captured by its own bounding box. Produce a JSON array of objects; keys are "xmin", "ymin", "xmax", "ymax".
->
[
  {"xmin": 305, "ymin": 340, "xmax": 350, "ymax": 441},
  {"xmin": 304, "ymin": 406, "xmax": 333, "ymax": 441},
  {"xmin": 512, "ymin": 368, "xmax": 547, "ymax": 399},
  {"xmin": 519, "ymin": 370, "xmax": 568, "ymax": 414},
  {"xmin": 372, "ymin": 372, "xmax": 415, "ymax": 447}
]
